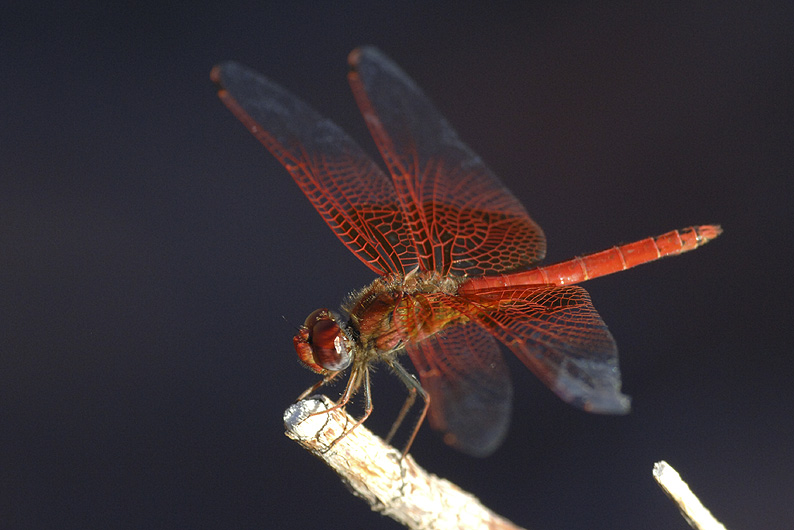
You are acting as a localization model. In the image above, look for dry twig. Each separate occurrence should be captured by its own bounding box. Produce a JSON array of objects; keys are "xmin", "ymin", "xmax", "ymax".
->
[
  {"xmin": 284, "ymin": 396, "xmax": 526, "ymax": 530},
  {"xmin": 653, "ymin": 460, "xmax": 728, "ymax": 530}
]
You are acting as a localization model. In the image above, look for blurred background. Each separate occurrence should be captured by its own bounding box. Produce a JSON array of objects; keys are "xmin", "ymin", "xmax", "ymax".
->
[{"xmin": 2, "ymin": 2, "xmax": 792, "ymax": 528}]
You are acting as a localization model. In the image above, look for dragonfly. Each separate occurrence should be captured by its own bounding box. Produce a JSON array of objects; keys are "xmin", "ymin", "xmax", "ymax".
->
[{"xmin": 212, "ymin": 47, "xmax": 720, "ymax": 457}]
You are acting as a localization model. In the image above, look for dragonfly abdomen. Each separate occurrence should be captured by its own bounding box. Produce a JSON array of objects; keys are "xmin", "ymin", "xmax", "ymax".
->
[{"xmin": 460, "ymin": 225, "xmax": 721, "ymax": 292}]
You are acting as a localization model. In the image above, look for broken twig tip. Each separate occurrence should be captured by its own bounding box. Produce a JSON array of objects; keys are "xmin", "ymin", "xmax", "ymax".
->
[{"xmin": 653, "ymin": 460, "xmax": 728, "ymax": 530}]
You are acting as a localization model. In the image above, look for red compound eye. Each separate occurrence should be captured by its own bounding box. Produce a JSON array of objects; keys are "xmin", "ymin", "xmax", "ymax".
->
[{"xmin": 293, "ymin": 309, "xmax": 353, "ymax": 373}]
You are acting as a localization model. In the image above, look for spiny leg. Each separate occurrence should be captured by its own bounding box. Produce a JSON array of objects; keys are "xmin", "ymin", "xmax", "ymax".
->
[
  {"xmin": 320, "ymin": 367, "xmax": 374, "ymax": 452},
  {"xmin": 388, "ymin": 360, "xmax": 430, "ymax": 458},
  {"xmin": 296, "ymin": 370, "xmax": 343, "ymax": 402},
  {"xmin": 385, "ymin": 383, "xmax": 416, "ymax": 446},
  {"xmin": 294, "ymin": 367, "xmax": 365, "ymax": 451}
]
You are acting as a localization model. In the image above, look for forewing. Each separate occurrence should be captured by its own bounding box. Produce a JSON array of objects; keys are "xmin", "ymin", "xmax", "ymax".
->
[
  {"xmin": 404, "ymin": 321, "xmax": 513, "ymax": 457},
  {"xmin": 212, "ymin": 61, "xmax": 417, "ymax": 276},
  {"xmin": 347, "ymin": 47, "xmax": 545, "ymax": 276},
  {"xmin": 456, "ymin": 285, "xmax": 631, "ymax": 414}
]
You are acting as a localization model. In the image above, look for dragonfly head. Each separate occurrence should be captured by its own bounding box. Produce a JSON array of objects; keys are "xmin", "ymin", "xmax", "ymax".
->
[{"xmin": 293, "ymin": 308, "xmax": 354, "ymax": 374}]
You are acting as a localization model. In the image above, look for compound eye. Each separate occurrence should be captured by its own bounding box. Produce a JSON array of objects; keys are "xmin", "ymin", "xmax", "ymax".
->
[{"xmin": 294, "ymin": 309, "xmax": 353, "ymax": 373}]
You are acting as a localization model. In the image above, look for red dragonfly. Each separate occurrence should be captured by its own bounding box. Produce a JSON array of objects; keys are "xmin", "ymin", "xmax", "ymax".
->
[{"xmin": 212, "ymin": 47, "xmax": 720, "ymax": 457}]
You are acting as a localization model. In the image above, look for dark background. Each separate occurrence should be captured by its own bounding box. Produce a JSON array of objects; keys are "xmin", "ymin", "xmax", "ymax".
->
[{"xmin": 2, "ymin": 2, "xmax": 792, "ymax": 529}]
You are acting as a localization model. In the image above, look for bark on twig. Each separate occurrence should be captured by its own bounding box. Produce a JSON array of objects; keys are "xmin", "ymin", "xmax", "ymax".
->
[{"xmin": 284, "ymin": 396, "xmax": 526, "ymax": 530}]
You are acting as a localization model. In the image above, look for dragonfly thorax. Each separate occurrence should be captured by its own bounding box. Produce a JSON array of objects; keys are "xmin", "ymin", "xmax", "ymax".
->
[{"xmin": 342, "ymin": 271, "xmax": 467, "ymax": 358}]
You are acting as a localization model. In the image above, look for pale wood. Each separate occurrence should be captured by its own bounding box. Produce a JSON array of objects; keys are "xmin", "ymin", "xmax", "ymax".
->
[
  {"xmin": 653, "ymin": 460, "xmax": 728, "ymax": 530},
  {"xmin": 284, "ymin": 396, "xmax": 527, "ymax": 530}
]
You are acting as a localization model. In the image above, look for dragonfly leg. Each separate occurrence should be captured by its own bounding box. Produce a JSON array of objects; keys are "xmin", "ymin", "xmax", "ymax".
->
[
  {"xmin": 316, "ymin": 367, "xmax": 374, "ymax": 452},
  {"xmin": 388, "ymin": 360, "xmax": 430, "ymax": 458},
  {"xmin": 296, "ymin": 370, "xmax": 343, "ymax": 402}
]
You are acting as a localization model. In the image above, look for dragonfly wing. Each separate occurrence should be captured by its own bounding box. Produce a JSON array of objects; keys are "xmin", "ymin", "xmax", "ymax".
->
[
  {"xmin": 457, "ymin": 285, "xmax": 631, "ymax": 414},
  {"xmin": 212, "ymin": 62, "xmax": 417, "ymax": 276},
  {"xmin": 348, "ymin": 47, "xmax": 545, "ymax": 276},
  {"xmin": 405, "ymin": 321, "xmax": 513, "ymax": 457}
]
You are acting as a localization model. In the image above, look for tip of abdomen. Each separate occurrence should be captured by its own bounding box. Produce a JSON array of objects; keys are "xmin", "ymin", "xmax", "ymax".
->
[{"xmin": 694, "ymin": 224, "xmax": 723, "ymax": 244}]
